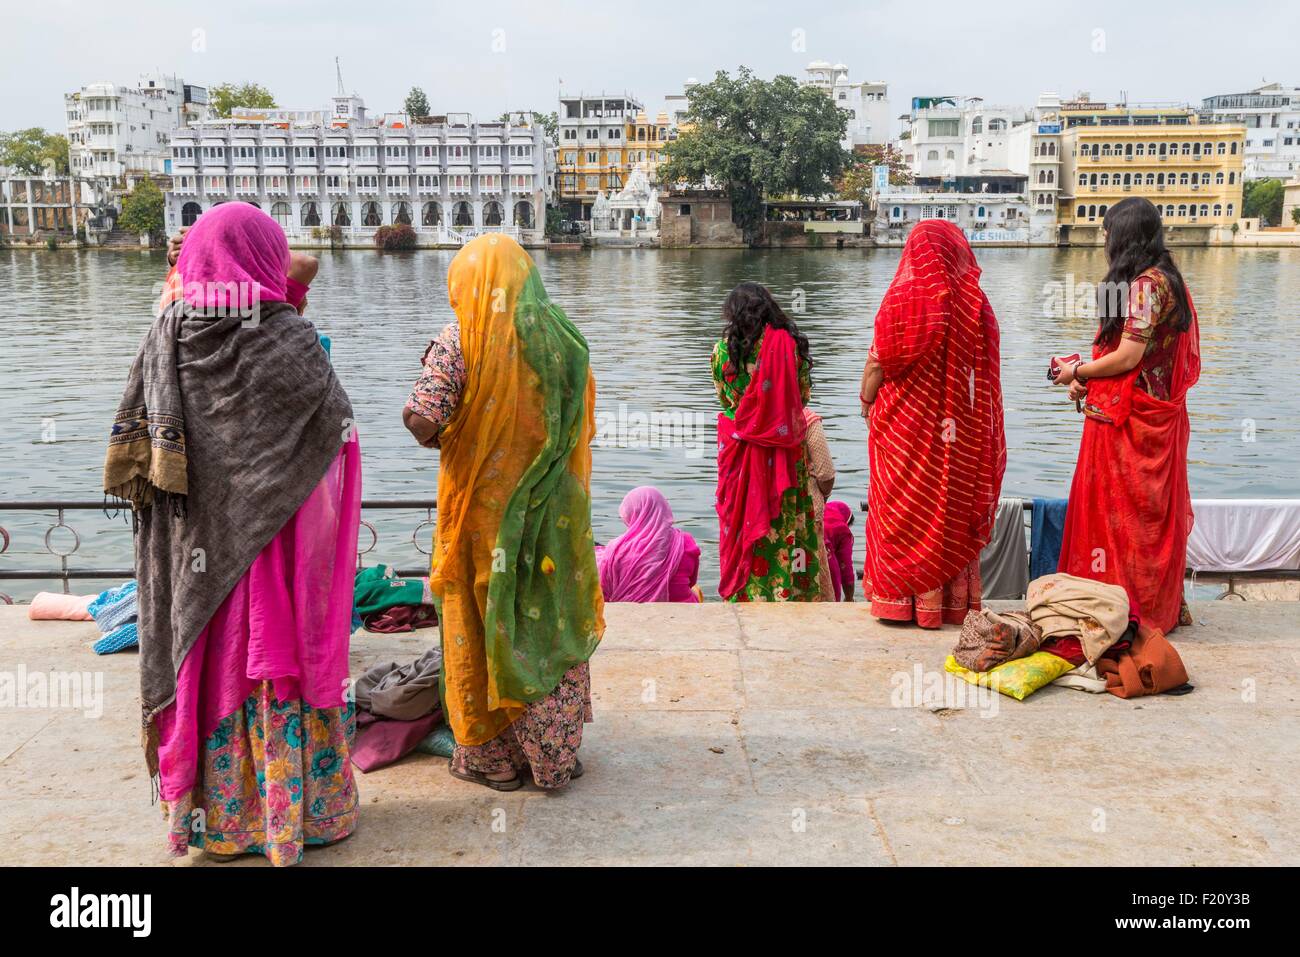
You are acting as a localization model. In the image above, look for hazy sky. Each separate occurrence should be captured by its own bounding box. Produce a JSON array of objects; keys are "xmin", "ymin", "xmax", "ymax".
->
[{"xmin": 5, "ymin": 0, "xmax": 1297, "ymax": 134}]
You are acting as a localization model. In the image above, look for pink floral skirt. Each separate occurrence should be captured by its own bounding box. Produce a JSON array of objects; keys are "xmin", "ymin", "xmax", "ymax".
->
[{"xmin": 450, "ymin": 662, "xmax": 592, "ymax": 789}]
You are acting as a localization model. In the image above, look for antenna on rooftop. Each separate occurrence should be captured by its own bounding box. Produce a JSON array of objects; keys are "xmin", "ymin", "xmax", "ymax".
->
[{"xmin": 336, "ymin": 57, "xmax": 346, "ymax": 96}]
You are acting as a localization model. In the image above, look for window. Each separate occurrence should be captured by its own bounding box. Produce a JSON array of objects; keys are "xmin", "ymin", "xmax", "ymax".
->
[
  {"xmin": 328, "ymin": 174, "xmax": 349, "ymax": 191},
  {"xmin": 298, "ymin": 175, "xmax": 317, "ymax": 191},
  {"xmin": 479, "ymin": 174, "xmax": 500, "ymax": 191},
  {"xmin": 479, "ymin": 145, "xmax": 500, "ymax": 160},
  {"xmin": 325, "ymin": 145, "xmax": 347, "ymax": 161},
  {"xmin": 205, "ymin": 175, "xmax": 227, "ymax": 191},
  {"xmin": 202, "ymin": 146, "xmax": 225, "ymax": 161},
  {"xmin": 294, "ymin": 145, "xmax": 317, "ymax": 161},
  {"xmin": 233, "ymin": 145, "xmax": 256, "ymax": 162},
  {"xmin": 448, "ymin": 145, "xmax": 469, "ymax": 161},
  {"xmin": 607, "ymin": 128, "xmax": 621, "ymax": 140},
  {"xmin": 361, "ymin": 201, "xmax": 382, "ymax": 226},
  {"xmin": 483, "ymin": 200, "xmax": 503, "ymax": 226},
  {"xmin": 422, "ymin": 201, "xmax": 441, "ymax": 226},
  {"xmin": 927, "ymin": 150, "xmax": 939, "ymax": 161},
  {"xmin": 417, "ymin": 174, "xmax": 439, "ymax": 191},
  {"xmin": 391, "ymin": 201, "xmax": 412, "ymax": 225},
  {"xmin": 181, "ymin": 201, "xmax": 202, "ymax": 226},
  {"xmin": 385, "ymin": 175, "xmax": 408, "ymax": 191},
  {"xmin": 928, "ymin": 118, "xmax": 959, "ymax": 137},
  {"xmin": 509, "ymin": 144, "xmax": 532, "ymax": 160},
  {"xmin": 513, "ymin": 200, "xmax": 534, "ymax": 229},
  {"xmin": 562, "ymin": 129, "xmax": 577, "ymax": 140},
  {"xmin": 332, "ymin": 202, "xmax": 351, "ymax": 226},
  {"xmin": 270, "ymin": 201, "xmax": 291, "ymax": 228},
  {"xmin": 585, "ymin": 128, "xmax": 599, "ymax": 140},
  {"xmin": 679, "ymin": 204, "xmax": 691, "ymax": 215},
  {"xmin": 354, "ymin": 145, "xmax": 377, "ymax": 162},
  {"xmin": 385, "ymin": 145, "xmax": 408, "ymax": 160}
]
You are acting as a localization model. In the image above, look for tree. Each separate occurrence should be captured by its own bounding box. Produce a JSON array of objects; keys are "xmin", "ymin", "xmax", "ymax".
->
[
  {"xmin": 1242, "ymin": 178, "xmax": 1283, "ymax": 226},
  {"xmin": 0, "ymin": 128, "xmax": 70, "ymax": 175},
  {"xmin": 118, "ymin": 177, "xmax": 165, "ymax": 244},
  {"xmin": 1292, "ymin": 206, "xmax": 1300, "ymax": 226},
  {"xmin": 498, "ymin": 110, "xmax": 558, "ymax": 140},
  {"xmin": 208, "ymin": 82, "xmax": 277, "ymax": 119},
  {"xmin": 836, "ymin": 147, "xmax": 914, "ymax": 205},
  {"xmin": 656, "ymin": 67, "xmax": 850, "ymax": 244},
  {"xmin": 404, "ymin": 87, "xmax": 430, "ymax": 119}
]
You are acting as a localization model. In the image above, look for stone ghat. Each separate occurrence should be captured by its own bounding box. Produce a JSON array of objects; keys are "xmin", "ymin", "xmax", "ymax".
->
[{"xmin": 1, "ymin": 601, "xmax": 1296, "ymax": 866}]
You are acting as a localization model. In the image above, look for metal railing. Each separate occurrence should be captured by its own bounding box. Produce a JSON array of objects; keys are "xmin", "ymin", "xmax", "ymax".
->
[{"xmin": 0, "ymin": 498, "xmax": 436, "ymax": 603}]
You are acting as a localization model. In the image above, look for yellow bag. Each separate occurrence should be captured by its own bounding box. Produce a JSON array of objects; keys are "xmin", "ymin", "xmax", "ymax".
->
[{"xmin": 944, "ymin": 651, "xmax": 1074, "ymax": 701}]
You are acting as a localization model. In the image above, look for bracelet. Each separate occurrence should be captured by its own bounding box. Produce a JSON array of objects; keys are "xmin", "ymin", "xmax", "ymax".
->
[{"xmin": 1072, "ymin": 360, "xmax": 1089, "ymax": 385}]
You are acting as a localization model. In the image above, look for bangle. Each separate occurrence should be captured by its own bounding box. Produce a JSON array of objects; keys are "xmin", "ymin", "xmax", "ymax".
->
[{"xmin": 1073, "ymin": 360, "xmax": 1089, "ymax": 385}]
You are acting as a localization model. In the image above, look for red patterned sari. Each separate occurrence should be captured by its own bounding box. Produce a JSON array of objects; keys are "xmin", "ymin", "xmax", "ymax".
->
[
  {"xmin": 1058, "ymin": 273, "xmax": 1201, "ymax": 633},
  {"xmin": 864, "ymin": 221, "xmax": 1006, "ymax": 629}
]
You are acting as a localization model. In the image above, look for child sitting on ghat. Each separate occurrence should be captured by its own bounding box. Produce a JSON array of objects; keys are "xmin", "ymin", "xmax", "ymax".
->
[{"xmin": 824, "ymin": 501, "xmax": 856, "ymax": 601}]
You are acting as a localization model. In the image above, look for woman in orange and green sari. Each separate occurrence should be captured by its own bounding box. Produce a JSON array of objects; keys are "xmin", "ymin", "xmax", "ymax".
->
[
  {"xmin": 711, "ymin": 282, "xmax": 821, "ymax": 602},
  {"xmin": 403, "ymin": 235, "xmax": 604, "ymax": 791}
]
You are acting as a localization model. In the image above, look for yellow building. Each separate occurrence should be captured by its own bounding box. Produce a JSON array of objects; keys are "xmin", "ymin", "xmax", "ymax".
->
[
  {"xmin": 556, "ymin": 94, "xmax": 643, "ymax": 220},
  {"xmin": 624, "ymin": 111, "xmax": 672, "ymax": 181},
  {"xmin": 1056, "ymin": 99, "xmax": 1245, "ymax": 242}
]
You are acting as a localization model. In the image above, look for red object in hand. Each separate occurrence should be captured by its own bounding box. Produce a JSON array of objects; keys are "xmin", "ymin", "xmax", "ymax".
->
[{"xmin": 1048, "ymin": 353, "xmax": 1080, "ymax": 381}]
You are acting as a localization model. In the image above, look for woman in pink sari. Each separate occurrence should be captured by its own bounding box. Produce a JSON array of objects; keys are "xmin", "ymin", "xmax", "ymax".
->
[
  {"xmin": 596, "ymin": 487, "xmax": 702, "ymax": 602},
  {"xmin": 106, "ymin": 202, "xmax": 361, "ymax": 865}
]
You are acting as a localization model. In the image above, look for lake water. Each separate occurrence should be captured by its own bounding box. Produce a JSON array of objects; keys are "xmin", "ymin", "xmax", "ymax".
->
[{"xmin": 1, "ymin": 245, "xmax": 1297, "ymax": 599}]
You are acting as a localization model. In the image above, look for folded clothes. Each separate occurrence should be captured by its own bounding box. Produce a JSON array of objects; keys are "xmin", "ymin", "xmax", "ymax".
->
[
  {"xmin": 1051, "ymin": 662, "xmax": 1109, "ymax": 693},
  {"xmin": 354, "ymin": 564, "xmax": 429, "ymax": 617},
  {"xmin": 362, "ymin": 604, "xmax": 438, "ymax": 633},
  {"xmin": 1029, "ymin": 499, "xmax": 1069, "ymax": 581},
  {"xmin": 1026, "ymin": 573, "xmax": 1130, "ymax": 665},
  {"xmin": 87, "ymin": 581, "xmax": 138, "ymax": 634},
  {"xmin": 28, "ymin": 592, "xmax": 95, "ymax": 621},
  {"xmin": 980, "ymin": 498, "xmax": 1029, "ymax": 600},
  {"xmin": 953, "ymin": 608, "xmax": 1041, "ymax": 672},
  {"xmin": 415, "ymin": 724, "xmax": 457, "ymax": 759},
  {"xmin": 353, "ymin": 646, "xmax": 443, "ymax": 721},
  {"xmin": 944, "ymin": 651, "xmax": 1075, "ymax": 701},
  {"xmin": 1097, "ymin": 624, "xmax": 1189, "ymax": 699},
  {"xmin": 351, "ymin": 711, "xmax": 442, "ymax": 773},
  {"xmin": 1185, "ymin": 499, "xmax": 1300, "ymax": 572},
  {"xmin": 93, "ymin": 621, "xmax": 139, "ymax": 655}
]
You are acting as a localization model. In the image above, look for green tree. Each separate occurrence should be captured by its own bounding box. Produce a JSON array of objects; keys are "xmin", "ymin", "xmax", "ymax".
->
[
  {"xmin": 1242, "ymin": 178, "xmax": 1283, "ymax": 225},
  {"xmin": 836, "ymin": 147, "xmax": 914, "ymax": 205},
  {"xmin": 656, "ymin": 67, "xmax": 850, "ymax": 244},
  {"xmin": 404, "ymin": 87, "xmax": 431, "ymax": 119},
  {"xmin": 118, "ymin": 177, "xmax": 165, "ymax": 244},
  {"xmin": 1291, "ymin": 206, "xmax": 1300, "ymax": 226},
  {"xmin": 208, "ymin": 82, "xmax": 277, "ymax": 119},
  {"xmin": 0, "ymin": 128, "xmax": 70, "ymax": 175}
]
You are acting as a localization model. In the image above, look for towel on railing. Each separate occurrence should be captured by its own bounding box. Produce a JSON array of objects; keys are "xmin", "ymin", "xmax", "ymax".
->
[
  {"xmin": 1030, "ymin": 499, "xmax": 1069, "ymax": 580},
  {"xmin": 1185, "ymin": 499, "xmax": 1300, "ymax": 572},
  {"xmin": 980, "ymin": 498, "xmax": 1029, "ymax": 599}
]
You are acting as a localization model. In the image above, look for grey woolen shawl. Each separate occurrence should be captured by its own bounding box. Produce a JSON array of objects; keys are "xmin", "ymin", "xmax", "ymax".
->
[{"xmin": 125, "ymin": 300, "xmax": 352, "ymax": 774}]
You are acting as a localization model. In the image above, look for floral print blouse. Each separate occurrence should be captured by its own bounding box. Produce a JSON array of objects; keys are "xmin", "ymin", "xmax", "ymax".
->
[
  {"xmin": 406, "ymin": 322, "xmax": 466, "ymax": 445},
  {"xmin": 1121, "ymin": 267, "xmax": 1180, "ymax": 400}
]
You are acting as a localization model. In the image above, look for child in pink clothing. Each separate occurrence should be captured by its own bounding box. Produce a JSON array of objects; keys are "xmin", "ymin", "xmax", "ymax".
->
[{"xmin": 823, "ymin": 501, "xmax": 856, "ymax": 601}]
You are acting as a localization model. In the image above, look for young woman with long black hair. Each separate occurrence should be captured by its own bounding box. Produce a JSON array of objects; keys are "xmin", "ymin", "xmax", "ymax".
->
[
  {"xmin": 1051, "ymin": 197, "xmax": 1201, "ymax": 632},
  {"xmin": 711, "ymin": 281, "xmax": 822, "ymax": 601}
]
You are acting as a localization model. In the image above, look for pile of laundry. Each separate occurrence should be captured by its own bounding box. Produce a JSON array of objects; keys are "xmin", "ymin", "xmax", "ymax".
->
[
  {"xmin": 947, "ymin": 572, "xmax": 1192, "ymax": 701},
  {"xmin": 28, "ymin": 581, "xmax": 140, "ymax": 654},
  {"xmin": 352, "ymin": 564, "xmax": 438, "ymax": 633},
  {"xmin": 351, "ymin": 646, "xmax": 460, "ymax": 771}
]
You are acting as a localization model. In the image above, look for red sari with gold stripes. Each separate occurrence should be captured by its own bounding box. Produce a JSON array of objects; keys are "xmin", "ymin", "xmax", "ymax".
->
[{"xmin": 864, "ymin": 221, "xmax": 1006, "ymax": 629}]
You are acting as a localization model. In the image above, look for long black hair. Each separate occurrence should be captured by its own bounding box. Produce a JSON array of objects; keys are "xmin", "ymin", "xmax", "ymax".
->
[
  {"xmin": 1096, "ymin": 197, "xmax": 1190, "ymax": 344},
  {"xmin": 721, "ymin": 281, "xmax": 813, "ymax": 377}
]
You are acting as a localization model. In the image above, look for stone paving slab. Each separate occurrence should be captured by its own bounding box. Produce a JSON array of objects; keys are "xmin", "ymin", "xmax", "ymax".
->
[{"xmin": 0, "ymin": 601, "xmax": 1296, "ymax": 866}]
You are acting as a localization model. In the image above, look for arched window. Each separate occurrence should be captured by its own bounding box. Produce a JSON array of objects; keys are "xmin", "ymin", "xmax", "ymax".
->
[
  {"xmin": 483, "ymin": 201, "xmax": 503, "ymax": 226},
  {"xmin": 1157, "ymin": 173, "xmax": 1165, "ymax": 185},
  {"xmin": 1077, "ymin": 204, "xmax": 1087, "ymax": 218},
  {"xmin": 1078, "ymin": 172, "xmax": 1088, "ymax": 186},
  {"xmin": 1158, "ymin": 143, "xmax": 1167, "ymax": 156},
  {"xmin": 1165, "ymin": 205, "xmax": 1174, "ymax": 217},
  {"xmin": 301, "ymin": 201, "xmax": 321, "ymax": 227},
  {"xmin": 1213, "ymin": 204, "xmax": 1222, "ymax": 217},
  {"xmin": 927, "ymin": 150, "xmax": 939, "ymax": 161},
  {"xmin": 453, "ymin": 201, "xmax": 472, "ymax": 226},
  {"xmin": 1135, "ymin": 143, "xmax": 1145, "ymax": 156},
  {"xmin": 988, "ymin": 118, "xmax": 1006, "ymax": 131},
  {"xmin": 1046, "ymin": 170, "xmax": 1054, "ymax": 183},
  {"xmin": 977, "ymin": 206, "xmax": 986, "ymax": 218},
  {"xmin": 1125, "ymin": 143, "xmax": 1133, "ymax": 156},
  {"xmin": 1199, "ymin": 204, "xmax": 1209, "ymax": 217},
  {"xmin": 181, "ymin": 202, "xmax": 202, "ymax": 226},
  {"xmin": 1227, "ymin": 203, "xmax": 1234, "ymax": 216},
  {"xmin": 1230, "ymin": 141, "xmax": 1238, "ymax": 154},
  {"xmin": 892, "ymin": 206, "xmax": 902, "ymax": 219},
  {"xmin": 513, "ymin": 200, "xmax": 534, "ymax": 229},
  {"xmin": 1177, "ymin": 204, "xmax": 1187, "ymax": 217},
  {"xmin": 422, "ymin": 201, "xmax": 441, "ymax": 226},
  {"xmin": 1123, "ymin": 173, "xmax": 1131, "ymax": 186},
  {"xmin": 392, "ymin": 201, "xmax": 412, "ymax": 225},
  {"xmin": 270, "ymin": 201, "xmax": 291, "ymax": 228},
  {"xmin": 1097, "ymin": 205, "xmax": 1107, "ymax": 217},
  {"xmin": 1228, "ymin": 172, "xmax": 1236, "ymax": 184},
  {"xmin": 331, "ymin": 202, "xmax": 351, "ymax": 226},
  {"xmin": 361, "ymin": 201, "xmax": 382, "ymax": 226},
  {"xmin": 1048, "ymin": 142, "xmax": 1056, "ymax": 156},
  {"xmin": 1088, "ymin": 205, "xmax": 1097, "ymax": 218},
  {"xmin": 1201, "ymin": 172, "xmax": 1211, "ymax": 184},
  {"xmin": 1100, "ymin": 173, "xmax": 1110, "ymax": 186},
  {"xmin": 1217, "ymin": 142, "xmax": 1226, "ymax": 154},
  {"xmin": 1145, "ymin": 172, "xmax": 1155, "ymax": 185},
  {"xmin": 945, "ymin": 149, "xmax": 955, "ymax": 159},
  {"xmin": 1089, "ymin": 173, "xmax": 1098, "ymax": 185},
  {"xmin": 971, "ymin": 116, "xmax": 983, "ymax": 134}
]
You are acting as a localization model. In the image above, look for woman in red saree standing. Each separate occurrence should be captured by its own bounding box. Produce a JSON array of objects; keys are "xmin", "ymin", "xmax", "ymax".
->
[
  {"xmin": 1052, "ymin": 197, "xmax": 1200, "ymax": 633},
  {"xmin": 859, "ymin": 221, "xmax": 1006, "ymax": 629}
]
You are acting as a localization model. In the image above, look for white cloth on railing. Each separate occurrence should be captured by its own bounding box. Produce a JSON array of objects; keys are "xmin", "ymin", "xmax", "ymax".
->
[{"xmin": 1185, "ymin": 499, "xmax": 1300, "ymax": 572}]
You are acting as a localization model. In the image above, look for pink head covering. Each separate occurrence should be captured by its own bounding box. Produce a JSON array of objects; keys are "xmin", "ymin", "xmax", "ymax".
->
[
  {"xmin": 175, "ymin": 201, "xmax": 289, "ymax": 311},
  {"xmin": 598, "ymin": 487, "xmax": 687, "ymax": 603},
  {"xmin": 824, "ymin": 500, "xmax": 852, "ymax": 531}
]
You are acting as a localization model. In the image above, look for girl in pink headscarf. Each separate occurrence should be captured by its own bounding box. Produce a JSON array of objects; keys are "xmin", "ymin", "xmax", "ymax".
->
[{"xmin": 596, "ymin": 487, "xmax": 702, "ymax": 603}]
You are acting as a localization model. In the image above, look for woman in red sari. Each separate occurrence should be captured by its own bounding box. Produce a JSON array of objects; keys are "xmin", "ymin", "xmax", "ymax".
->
[
  {"xmin": 1052, "ymin": 197, "xmax": 1200, "ymax": 633},
  {"xmin": 859, "ymin": 221, "xmax": 1006, "ymax": 629}
]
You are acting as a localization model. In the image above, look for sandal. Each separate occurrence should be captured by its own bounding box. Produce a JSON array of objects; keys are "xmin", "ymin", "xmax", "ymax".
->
[
  {"xmin": 448, "ymin": 759, "xmax": 523, "ymax": 792},
  {"xmin": 570, "ymin": 758, "xmax": 584, "ymax": 780}
]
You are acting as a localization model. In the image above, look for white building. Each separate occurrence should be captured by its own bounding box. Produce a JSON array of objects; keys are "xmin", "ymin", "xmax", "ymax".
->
[
  {"xmin": 1006, "ymin": 93, "xmax": 1065, "ymax": 243},
  {"xmin": 165, "ymin": 92, "xmax": 549, "ymax": 246},
  {"xmin": 1201, "ymin": 83, "xmax": 1300, "ymax": 180},
  {"xmin": 874, "ymin": 190, "xmax": 1031, "ymax": 245},
  {"xmin": 591, "ymin": 166, "xmax": 660, "ymax": 242},
  {"xmin": 902, "ymin": 96, "xmax": 1032, "ymax": 180},
  {"xmin": 802, "ymin": 61, "xmax": 891, "ymax": 150},
  {"xmin": 65, "ymin": 73, "xmax": 208, "ymax": 187}
]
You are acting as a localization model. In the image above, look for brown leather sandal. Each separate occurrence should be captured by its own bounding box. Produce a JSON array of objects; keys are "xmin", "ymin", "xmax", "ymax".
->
[{"xmin": 448, "ymin": 760, "xmax": 523, "ymax": 791}]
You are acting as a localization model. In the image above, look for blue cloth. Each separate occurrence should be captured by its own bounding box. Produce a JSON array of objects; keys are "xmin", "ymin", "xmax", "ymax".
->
[
  {"xmin": 93, "ymin": 621, "xmax": 138, "ymax": 655},
  {"xmin": 1030, "ymin": 499, "xmax": 1070, "ymax": 580},
  {"xmin": 87, "ymin": 580, "xmax": 137, "ymax": 634}
]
